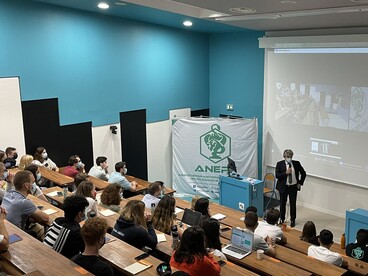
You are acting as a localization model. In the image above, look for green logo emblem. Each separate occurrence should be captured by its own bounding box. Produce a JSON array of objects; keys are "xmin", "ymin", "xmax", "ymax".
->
[{"xmin": 200, "ymin": 124, "xmax": 231, "ymax": 164}]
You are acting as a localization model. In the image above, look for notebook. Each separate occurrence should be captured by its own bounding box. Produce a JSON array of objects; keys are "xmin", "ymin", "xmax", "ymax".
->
[
  {"xmin": 181, "ymin": 208, "xmax": 202, "ymax": 227},
  {"xmin": 222, "ymin": 228, "xmax": 253, "ymax": 259}
]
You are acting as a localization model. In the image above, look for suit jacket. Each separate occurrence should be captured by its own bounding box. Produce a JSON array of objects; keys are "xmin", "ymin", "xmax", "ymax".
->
[{"xmin": 275, "ymin": 160, "xmax": 306, "ymax": 194}]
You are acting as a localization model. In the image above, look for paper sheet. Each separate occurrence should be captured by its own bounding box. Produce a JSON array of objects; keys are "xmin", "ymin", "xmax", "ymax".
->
[
  {"xmin": 99, "ymin": 209, "xmax": 116, "ymax": 217},
  {"xmin": 157, "ymin": 233, "xmax": 167, "ymax": 243},
  {"xmin": 43, "ymin": 209, "xmax": 58, "ymax": 215},
  {"xmin": 123, "ymin": 261, "xmax": 152, "ymax": 274},
  {"xmin": 46, "ymin": 191, "xmax": 59, "ymax": 197},
  {"xmin": 175, "ymin": 207, "xmax": 184, "ymax": 215},
  {"xmin": 211, "ymin": 213, "xmax": 226, "ymax": 220}
]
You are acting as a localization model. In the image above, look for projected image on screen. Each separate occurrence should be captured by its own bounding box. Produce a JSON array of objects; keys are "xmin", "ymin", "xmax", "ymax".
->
[{"xmin": 265, "ymin": 48, "xmax": 368, "ymax": 187}]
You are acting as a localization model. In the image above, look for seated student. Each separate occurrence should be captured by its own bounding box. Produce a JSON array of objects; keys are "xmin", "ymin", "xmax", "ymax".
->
[
  {"xmin": 191, "ymin": 195, "xmax": 201, "ymax": 210},
  {"xmin": 18, "ymin": 154, "xmax": 33, "ymax": 170},
  {"xmin": 71, "ymin": 217, "xmax": 114, "ymax": 276},
  {"xmin": 99, "ymin": 183, "xmax": 122, "ymax": 213},
  {"xmin": 111, "ymin": 200, "xmax": 157, "ymax": 250},
  {"xmin": 108, "ymin": 162, "xmax": 138, "ymax": 198},
  {"xmin": 346, "ymin": 229, "xmax": 368, "ymax": 262},
  {"xmin": 300, "ymin": 221, "xmax": 320, "ymax": 246},
  {"xmin": 201, "ymin": 218, "xmax": 227, "ymax": 260},
  {"xmin": 24, "ymin": 164, "xmax": 48, "ymax": 202},
  {"xmin": 3, "ymin": 147, "xmax": 18, "ymax": 169},
  {"xmin": 0, "ymin": 206, "xmax": 10, "ymax": 252},
  {"xmin": 170, "ymin": 227, "xmax": 221, "ymax": 276},
  {"xmin": 0, "ymin": 151, "xmax": 5, "ymax": 164},
  {"xmin": 255, "ymin": 208, "xmax": 287, "ymax": 245},
  {"xmin": 151, "ymin": 196, "xmax": 177, "ymax": 235},
  {"xmin": 63, "ymin": 155, "xmax": 85, "ymax": 179},
  {"xmin": 308, "ymin": 229, "xmax": 348, "ymax": 267},
  {"xmin": 245, "ymin": 205, "xmax": 258, "ymax": 214},
  {"xmin": 75, "ymin": 181, "xmax": 99, "ymax": 219},
  {"xmin": 33, "ymin": 146, "xmax": 59, "ymax": 172},
  {"xmin": 141, "ymin": 182, "xmax": 161, "ymax": 209},
  {"xmin": 153, "ymin": 180, "xmax": 165, "ymax": 197},
  {"xmin": 44, "ymin": 196, "xmax": 89, "ymax": 258},
  {"xmin": 243, "ymin": 211, "xmax": 275, "ymax": 257},
  {"xmin": 74, "ymin": 173, "xmax": 89, "ymax": 190},
  {"xmin": 0, "ymin": 162, "xmax": 14, "ymax": 201},
  {"xmin": 1, "ymin": 170, "xmax": 49, "ymax": 240},
  {"xmin": 194, "ymin": 198, "xmax": 211, "ymax": 219},
  {"xmin": 88, "ymin": 156, "xmax": 109, "ymax": 181}
]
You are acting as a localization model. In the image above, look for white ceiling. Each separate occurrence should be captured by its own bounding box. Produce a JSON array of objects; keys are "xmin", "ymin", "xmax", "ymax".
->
[{"xmin": 126, "ymin": 0, "xmax": 368, "ymax": 32}]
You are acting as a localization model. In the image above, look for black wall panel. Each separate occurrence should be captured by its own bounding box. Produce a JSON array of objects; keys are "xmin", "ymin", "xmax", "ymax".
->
[
  {"xmin": 21, "ymin": 98, "xmax": 94, "ymax": 170},
  {"xmin": 120, "ymin": 109, "xmax": 148, "ymax": 180},
  {"xmin": 191, "ymin": 108, "xmax": 209, "ymax": 117}
]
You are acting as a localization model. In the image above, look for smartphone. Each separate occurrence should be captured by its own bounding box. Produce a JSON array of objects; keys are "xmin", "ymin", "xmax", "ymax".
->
[
  {"xmin": 37, "ymin": 205, "xmax": 44, "ymax": 210},
  {"xmin": 57, "ymin": 191, "xmax": 63, "ymax": 196},
  {"xmin": 221, "ymin": 227, "xmax": 231, "ymax": 232},
  {"xmin": 218, "ymin": 260, "xmax": 226, "ymax": 267},
  {"xmin": 135, "ymin": 252, "xmax": 149, "ymax": 261},
  {"xmin": 9, "ymin": 234, "xmax": 22, "ymax": 244}
]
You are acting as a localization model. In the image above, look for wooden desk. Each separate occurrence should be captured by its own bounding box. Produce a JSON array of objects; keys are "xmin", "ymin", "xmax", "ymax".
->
[
  {"xmin": 125, "ymin": 175, "xmax": 176, "ymax": 195},
  {"xmin": 283, "ymin": 229, "xmax": 368, "ymax": 276},
  {"xmin": 273, "ymin": 244, "xmax": 347, "ymax": 276},
  {"xmin": 39, "ymin": 166, "xmax": 74, "ymax": 187},
  {"xmin": 27, "ymin": 194, "xmax": 64, "ymax": 226},
  {"xmin": 1, "ymin": 221, "xmax": 92, "ymax": 275},
  {"xmin": 87, "ymin": 175, "xmax": 109, "ymax": 190},
  {"xmin": 100, "ymin": 233, "xmax": 172, "ymax": 275}
]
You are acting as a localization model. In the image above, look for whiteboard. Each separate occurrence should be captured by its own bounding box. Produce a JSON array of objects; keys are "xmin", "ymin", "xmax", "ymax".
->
[{"xmin": 0, "ymin": 77, "xmax": 26, "ymax": 161}]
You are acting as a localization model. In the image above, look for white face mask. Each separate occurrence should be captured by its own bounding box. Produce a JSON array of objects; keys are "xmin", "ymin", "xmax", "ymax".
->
[
  {"xmin": 31, "ymin": 182, "xmax": 38, "ymax": 194},
  {"xmin": 2, "ymin": 171, "xmax": 8, "ymax": 180},
  {"xmin": 286, "ymin": 158, "xmax": 292, "ymax": 163},
  {"xmin": 123, "ymin": 168, "xmax": 127, "ymax": 175},
  {"xmin": 42, "ymin": 152, "xmax": 48, "ymax": 159},
  {"xmin": 36, "ymin": 173, "xmax": 42, "ymax": 181}
]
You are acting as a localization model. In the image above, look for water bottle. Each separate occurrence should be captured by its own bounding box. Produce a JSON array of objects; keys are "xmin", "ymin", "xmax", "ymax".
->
[
  {"xmin": 172, "ymin": 230, "xmax": 179, "ymax": 250},
  {"xmin": 151, "ymin": 203, "xmax": 156, "ymax": 215},
  {"xmin": 340, "ymin": 233, "xmax": 346, "ymax": 249},
  {"xmin": 63, "ymin": 185, "xmax": 68, "ymax": 198}
]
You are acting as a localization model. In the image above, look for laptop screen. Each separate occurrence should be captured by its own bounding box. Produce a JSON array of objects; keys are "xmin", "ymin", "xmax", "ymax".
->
[
  {"xmin": 181, "ymin": 208, "xmax": 202, "ymax": 226},
  {"xmin": 231, "ymin": 228, "xmax": 253, "ymax": 251}
]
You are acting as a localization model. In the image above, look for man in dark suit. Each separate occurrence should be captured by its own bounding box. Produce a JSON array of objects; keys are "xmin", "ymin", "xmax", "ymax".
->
[{"xmin": 275, "ymin": 149, "xmax": 306, "ymax": 228}]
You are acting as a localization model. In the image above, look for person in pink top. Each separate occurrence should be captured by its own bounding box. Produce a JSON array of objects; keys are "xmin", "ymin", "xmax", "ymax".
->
[{"xmin": 170, "ymin": 226, "xmax": 221, "ymax": 276}]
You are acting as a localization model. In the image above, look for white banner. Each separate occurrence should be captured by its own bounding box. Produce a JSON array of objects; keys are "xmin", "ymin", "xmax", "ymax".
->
[{"xmin": 172, "ymin": 117, "xmax": 258, "ymax": 198}]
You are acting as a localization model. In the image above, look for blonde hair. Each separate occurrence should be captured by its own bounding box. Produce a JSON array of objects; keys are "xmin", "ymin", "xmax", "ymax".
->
[
  {"xmin": 18, "ymin": 155, "xmax": 34, "ymax": 170},
  {"xmin": 191, "ymin": 195, "xmax": 201, "ymax": 210},
  {"xmin": 151, "ymin": 196, "xmax": 175, "ymax": 234},
  {"xmin": 120, "ymin": 200, "xmax": 147, "ymax": 230}
]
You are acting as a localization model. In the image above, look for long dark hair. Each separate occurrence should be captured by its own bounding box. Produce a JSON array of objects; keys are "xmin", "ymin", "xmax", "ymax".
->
[
  {"xmin": 34, "ymin": 146, "xmax": 46, "ymax": 163},
  {"xmin": 301, "ymin": 221, "xmax": 317, "ymax": 243},
  {"xmin": 201, "ymin": 218, "xmax": 221, "ymax": 250},
  {"xmin": 174, "ymin": 226, "xmax": 207, "ymax": 264},
  {"xmin": 194, "ymin": 197, "xmax": 210, "ymax": 218}
]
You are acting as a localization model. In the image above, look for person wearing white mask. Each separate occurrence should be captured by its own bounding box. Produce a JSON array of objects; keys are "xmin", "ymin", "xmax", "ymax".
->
[
  {"xmin": 108, "ymin": 161, "xmax": 138, "ymax": 198},
  {"xmin": 24, "ymin": 164, "xmax": 48, "ymax": 202},
  {"xmin": 32, "ymin": 146, "xmax": 59, "ymax": 172},
  {"xmin": 275, "ymin": 149, "xmax": 306, "ymax": 228},
  {"xmin": 0, "ymin": 162, "xmax": 14, "ymax": 202}
]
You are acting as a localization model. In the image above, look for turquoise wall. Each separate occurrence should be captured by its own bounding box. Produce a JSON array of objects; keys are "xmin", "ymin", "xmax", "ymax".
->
[
  {"xmin": 0, "ymin": 0, "xmax": 209, "ymax": 125},
  {"xmin": 209, "ymin": 32, "xmax": 265, "ymax": 177}
]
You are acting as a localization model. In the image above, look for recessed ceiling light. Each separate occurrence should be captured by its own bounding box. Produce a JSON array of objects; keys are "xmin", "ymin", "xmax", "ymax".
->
[
  {"xmin": 281, "ymin": 0, "xmax": 297, "ymax": 4},
  {"xmin": 229, "ymin": 7, "xmax": 256, "ymax": 14},
  {"xmin": 183, "ymin": 20, "xmax": 193, "ymax": 27},
  {"xmin": 98, "ymin": 2, "xmax": 109, "ymax": 9},
  {"xmin": 208, "ymin": 13, "xmax": 224, "ymax": 18}
]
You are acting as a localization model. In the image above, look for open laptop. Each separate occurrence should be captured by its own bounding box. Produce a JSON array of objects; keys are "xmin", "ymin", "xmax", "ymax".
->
[
  {"xmin": 222, "ymin": 228, "xmax": 253, "ymax": 259},
  {"xmin": 181, "ymin": 208, "xmax": 202, "ymax": 226}
]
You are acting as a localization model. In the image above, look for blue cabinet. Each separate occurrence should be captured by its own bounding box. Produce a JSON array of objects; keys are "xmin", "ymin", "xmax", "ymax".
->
[
  {"xmin": 219, "ymin": 175, "xmax": 264, "ymax": 217},
  {"xmin": 345, "ymin": 208, "xmax": 368, "ymax": 245}
]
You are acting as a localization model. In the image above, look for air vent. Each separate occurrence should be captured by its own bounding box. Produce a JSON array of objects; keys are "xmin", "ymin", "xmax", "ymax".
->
[{"xmin": 229, "ymin": 7, "xmax": 256, "ymax": 14}]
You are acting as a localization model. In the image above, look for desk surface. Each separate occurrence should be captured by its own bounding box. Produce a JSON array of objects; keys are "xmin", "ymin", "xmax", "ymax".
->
[
  {"xmin": 87, "ymin": 175, "xmax": 109, "ymax": 190},
  {"xmin": 38, "ymin": 166, "xmax": 74, "ymax": 186},
  {"xmin": 28, "ymin": 194, "xmax": 64, "ymax": 226},
  {"xmin": 1, "ymin": 221, "xmax": 92, "ymax": 275},
  {"xmin": 100, "ymin": 233, "xmax": 172, "ymax": 275},
  {"xmin": 125, "ymin": 175, "xmax": 176, "ymax": 195},
  {"xmin": 283, "ymin": 229, "xmax": 368, "ymax": 276}
]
